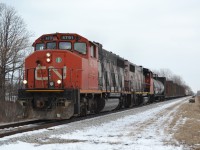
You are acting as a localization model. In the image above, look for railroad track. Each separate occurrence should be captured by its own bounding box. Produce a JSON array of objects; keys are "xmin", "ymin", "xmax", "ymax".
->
[
  {"xmin": 0, "ymin": 108, "xmax": 133, "ymax": 138},
  {"xmin": 0, "ymin": 120, "xmax": 58, "ymax": 138},
  {"xmin": 0, "ymin": 112, "xmax": 115, "ymax": 138},
  {"xmin": 0, "ymin": 120, "xmax": 44, "ymax": 130},
  {"xmin": 0, "ymin": 97, "xmax": 188, "ymax": 138}
]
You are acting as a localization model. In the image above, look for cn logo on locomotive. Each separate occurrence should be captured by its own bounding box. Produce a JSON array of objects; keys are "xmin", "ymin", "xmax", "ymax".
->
[{"xmin": 35, "ymin": 66, "xmax": 67, "ymax": 80}]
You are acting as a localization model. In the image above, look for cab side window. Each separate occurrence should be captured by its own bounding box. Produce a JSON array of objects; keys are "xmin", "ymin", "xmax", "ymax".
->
[
  {"xmin": 74, "ymin": 42, "xmax": 86, "ymax": 54},
  {"xmin": 90, "ymin": 45, "xmax": 96, "ymax": 58}
]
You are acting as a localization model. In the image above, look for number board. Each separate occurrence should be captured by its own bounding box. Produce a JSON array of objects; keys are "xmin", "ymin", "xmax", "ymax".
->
[
  {"xmin": 44, "ymin": 36, "xmax": 53, "ymax": 40},
  {"xmin": 61, "ymin": 35, "xmax": 74, "ymax": 40}
]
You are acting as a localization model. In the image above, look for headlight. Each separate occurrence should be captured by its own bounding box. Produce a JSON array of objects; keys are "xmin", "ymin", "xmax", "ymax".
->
[
  {"xmin": 23, "ymin": 80, "xmax": 27, "ymax": 84},
  {"xmin": 46, "ymin": 53, "xmax": 51, "ymax": 57},
  {"xmin": 57, "ymin": 80, "xmax": 62, "ymax": 84},
  {"xmin": 46, "ymin": 58, "xmax": 51, "ymax": 62},
  {"xmin": 49, "ymin": 81, "xmax": 54, "ymax": 86}
]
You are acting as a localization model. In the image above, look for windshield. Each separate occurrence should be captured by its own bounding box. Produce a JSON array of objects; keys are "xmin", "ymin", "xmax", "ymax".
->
[
  {"xmin": 36, "ymin": 43, "xmax": 45, "ymax": 50},
  {"xmin": 59, "ymin": 42, "xmax": 71, "ymax": 50},
  {"xmin": 47, "ymin": 42, "xmax": 56, "ymax": 49},
  {"xmin": 74, "ymin": 42, "xmax": 86, "ymax": 54}
]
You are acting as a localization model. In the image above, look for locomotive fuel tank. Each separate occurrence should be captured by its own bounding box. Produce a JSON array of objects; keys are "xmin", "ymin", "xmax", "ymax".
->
[
  {"xmin": 95, "ymin": 93, "xmax": 121, "ymax": 112},
  {"xmin": 101, "ymin": 98, "xmax": 120, "ymax": 112}
]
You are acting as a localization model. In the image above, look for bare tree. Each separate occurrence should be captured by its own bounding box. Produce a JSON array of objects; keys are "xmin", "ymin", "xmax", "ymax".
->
[
  {"xmin": 153, "ymin": 68, "xmax": 173, "ymax": 80},
  {"xmin": 0, "ymin": 3, "xmax": 31, "ymax": 101},
  {"xmin": 184, "ymin": 85, "xmax": 194, "ymax": 95},
  {"xmin": 171, "ymin": 75, "xmax": 184, "ymax": 85}
]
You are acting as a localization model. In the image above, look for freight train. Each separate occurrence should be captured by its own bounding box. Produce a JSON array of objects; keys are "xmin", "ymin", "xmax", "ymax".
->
[{"xmin": 18, "ymin": 33, "xmax": 186, "ymax": 119}]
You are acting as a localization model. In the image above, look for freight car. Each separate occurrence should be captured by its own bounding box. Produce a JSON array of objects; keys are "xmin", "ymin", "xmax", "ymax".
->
[{"xmin": 18, "ymin": 33, "xmax": 186, "ymax": 119}]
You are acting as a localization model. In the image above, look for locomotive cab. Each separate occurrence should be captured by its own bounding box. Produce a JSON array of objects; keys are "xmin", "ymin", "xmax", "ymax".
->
[{"xmin": 29, "ymin": 33, "xmax": 98, "ymax": 90}]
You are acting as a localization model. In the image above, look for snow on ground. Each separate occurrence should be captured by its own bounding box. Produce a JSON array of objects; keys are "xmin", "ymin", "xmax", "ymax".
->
[{"xmin": 0, "ymin": 97, "xmax": 189, "ymax": 150}]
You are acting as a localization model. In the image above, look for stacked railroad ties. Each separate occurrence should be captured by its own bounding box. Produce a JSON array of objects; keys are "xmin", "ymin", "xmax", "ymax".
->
[{"xmin": 18, "ymin": 33, "xmax": 186, "ymax": 120}]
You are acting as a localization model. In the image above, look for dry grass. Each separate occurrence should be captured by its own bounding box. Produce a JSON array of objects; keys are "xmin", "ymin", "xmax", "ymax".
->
[
  {"xmin": 169, "ymin": 97, "xmax": 200, "ymax": 150},
  {"xmin": 0, "ymin": 101, "xmax": 24, "ymax": 123}
]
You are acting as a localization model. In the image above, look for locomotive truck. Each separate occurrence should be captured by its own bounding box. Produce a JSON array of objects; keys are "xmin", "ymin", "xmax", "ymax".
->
[{"xmin": 18, "ymin": 33, "xmax": 185, "ymax": 119}]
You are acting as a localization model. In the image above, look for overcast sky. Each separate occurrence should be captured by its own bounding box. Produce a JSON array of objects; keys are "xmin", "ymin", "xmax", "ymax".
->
[{"xmin": 1, "ymin": 0, "xmax": 200, "ymax": 92}]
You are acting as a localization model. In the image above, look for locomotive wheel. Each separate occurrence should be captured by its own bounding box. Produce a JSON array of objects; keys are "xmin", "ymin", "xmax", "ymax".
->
[
  {"xmin": 94, "ymin": 97, "xmax": 105, "ymax": 114},
  {"xmin": 124, "ymin": 94, "xmax": 136, "ymax": 108},
  {"xmin": 124, "ymin": 95, "xmax": 132, "ymax": 108},
  {"xmin": 149, "ymin": 95, "xmax": 155, "ymax": 103},
  {"xmin": 80, "ymin": 104, "xmax": 87, "ymax": 116},
  {"xmin": 137, "ymin": 95, "xmax": 143, "ymax": 106},
  {"xmin": 114, "ymin": 98, "xmax": 123, "ymax": 110}
]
